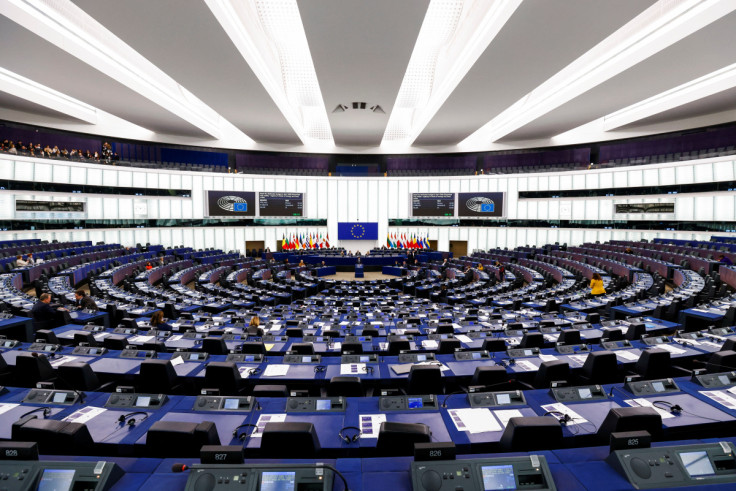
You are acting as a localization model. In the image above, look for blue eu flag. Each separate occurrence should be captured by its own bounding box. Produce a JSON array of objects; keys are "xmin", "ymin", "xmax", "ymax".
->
[
  {"xmin": 234, "ymin": 203, "xmax": 248, "ymax": 212},
  {"xmin": 480, "ymin": 203, "xmax": 494, "ymax": 212}
]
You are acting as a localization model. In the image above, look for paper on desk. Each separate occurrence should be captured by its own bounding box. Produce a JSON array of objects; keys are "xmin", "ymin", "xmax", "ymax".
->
[
  {"xmin": 540, "ymin": 403, "xmax": 588, "ymax": 425},
  {"xmin": 359, "ymin": 414, "xmax": 386, "ymax": 438},
  {"xmin": 128, "ymin": 335, "xmax": 154, "ymax": 344},
  {"xmin": 94, "ymin": 332, "xmax": 110, "ymax": 341},
  {"xmin": 168, "ymin": 335, "xmax": 183, "ymax": 342},
  {"xmin": 237, "ymin": 366, "xmax": 254, "ymax": 378},
  {"xmin": 0, "ymin": 403, "xmax": 19, "ymax": 416},
  {"xmin": 543, "ymin": 334, "xmax": 558, "ymax": 343},
  {"xmin": 615, "ymin": 350, "xmax": 640, "ymax": 362},
  {"xmin": 568, "ymin": 354, "xmax": 589, "ymax": 366},
  {"xmin": 625, "ymin": 398, "xmax": 674, "ymax": 419},
  {"xmin": 264, "ymin": 344, "xmax": 275, "ymax": 351},
  {"xmin": 448, "ymin": 408, "xmax": 502, "ymax": 434},
  {"xmin": 455, "ymin": 335, "xmax": 472, "ymax": 344},
  {"xmin": 538, "ymin": 354, "xmax": 558, "ymax": 362},
  {"xmin": 379, "ymin": 342, "xmax": 388, "ymax": 351},
  {"xmin": 170, "ymin": 356, "xmax": 184, "ymax": 366},
  {"xmin": 422, "ymin": 340, "xmax": 438, "ymax": 350},
  {"xmin": 62, "ymin": 406, "xmax": 106, "ymax": 425},
  {"xmin": 49, "ymin": 356, "xmax": 80, "ymax": 368},
  {"xmin": 701, "ymin": 341, "xmax": 724, "ymax": 349},
  {"xmin": 416, "ymin": 361, "xmax": 450, "ymax": 372},
  {"xmin": 252, "ymin": 414, "xmax": 287, "ymax": 437},
  {"xmin": 341, "ymin": 363, "xmax": 366, "ymax": 375},
  {"xmin": 673, "ymin": 338, "xmax": 700, "ymax": 346},
  {"xmin": 329, "ymin": 342, "xmax": 342, "ymax": 351},
  {"xmin": 494, "ymin": 409, "xmax": 523, "ymax": 429},
  {"xmin": 514, "ymin": 360, "xmax": 537, "ymax": 372},
  {"xmin": 263, "ymin": 364, "xmax": 289, "ymax": 377},
  {"xmin": 701, "ymin": 390, "xmax": 736, "ymax": 410},
  {"xmin": 654, "ymin": 344, "xmax": 686, "ymax": 355}
]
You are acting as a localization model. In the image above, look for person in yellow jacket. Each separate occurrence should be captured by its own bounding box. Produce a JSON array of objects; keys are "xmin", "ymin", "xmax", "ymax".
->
[{"xmin": 590, "ymin": 273, "xmax": 606, "ymax": 296}]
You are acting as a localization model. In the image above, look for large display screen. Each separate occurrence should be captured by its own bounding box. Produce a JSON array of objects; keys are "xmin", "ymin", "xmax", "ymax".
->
[
  {"xmin": 259, "ymin": 192, "xmax": 304, "ymax": 217},
  {"xmin": 205, "ymin": 191, "xmax": 256, "ymax": 217},
  {"xmin": 457, "ymin": 192, "xmax": 505, "ymax": 218},
  {"xmin": 615, "ymin": 202, "xmax": 675, "ymax": 214},
  {"xmin": 411, "ymin": 193, "xmax": 455, "ymax": 217},
  {"xmin": 15, "ymin": 199, "xmax": 86, "ymax": 219}
]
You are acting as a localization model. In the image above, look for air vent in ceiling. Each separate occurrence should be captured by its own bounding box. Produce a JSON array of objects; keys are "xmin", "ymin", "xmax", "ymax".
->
[{"xmin": 332, "ymin": 103, "xmax": 385, "ymax": 114}]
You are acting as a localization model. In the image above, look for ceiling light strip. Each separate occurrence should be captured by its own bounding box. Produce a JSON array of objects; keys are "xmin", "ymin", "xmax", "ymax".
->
[
  {"xmin": 381, "ymin": 0, "xmax": 523, "ymax": 149},
  {"xmin": 205, "ymin": 0, "xmax": 334, "ymax": 146},
  {"xmin": 460, "ymin": 0, "xmax": 736, "ymax": 149}
]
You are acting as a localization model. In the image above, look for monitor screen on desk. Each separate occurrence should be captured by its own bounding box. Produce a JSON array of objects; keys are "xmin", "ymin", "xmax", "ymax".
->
[
  {"xmin": 260, "ymin": 471, "xmax": 296, "ymax": 491},
  {"xmin": 652, "ymin": 381, "xmax": 665, "ymax": 392},
  {"xmin": 408, "ymin": 397, "xmax": 424, "ymax": 409},
  {"xmin": 38, "ymin": 469, "xmax": 75, "ymax": 491},
  {"xmin": 719, "ymin": 375, "xmax": 731, "ymax": 385},
  {"xmin": 523, "ymin": 349, "xmax": 533, "ymax": 356},
  {"xmin": 302, "ymin": 356, "xmax": 312, "ymax": 363},
  {"xmin": 44, "ymin": 345, "xmax": 54, "ymax": 352},
  {"xmin": 244, "ymin": 355, "xmax": 255, "ymax": 362},
  {"xmin": 680, "ymin": 451, "xmax": 715, "ymax": 477},
  {"xmin": 224, "ymin": 398, "xmax": 239, "ymax": 410},
  {"xmin": 316, "ymin": 399, "xmax": 331, "ymax": 411},
  {"xmin": 189, "ymin": 353, "xmax": 201, "ymax": 360},
  {"xmin": 481, "ymin": 464, "xmax": 516, "ymax": 490},
  {"xmin": 52, "ymin": 392, "xmax": 68, "ymax": 404},
  {"xmin": 496, "ymin": 393, "xmax": 511, "ymax": 405},
  {"xmin": 472, "ymin": 352, "xmax": 482, "ymax": 359},
  {"xmin": 416, "ymin": 355, "xmax": 427, "ymax": 362},
  {"xmin": 359, "ymin": 356, "xmax": 370, "ymax": 363},
  {"xmin": 578, "ymin": 388, "xmax": 592, "ymax": 399},
  {"xmin": 136, "ymin": 396, "xmax": 151, "ymax": 407}
]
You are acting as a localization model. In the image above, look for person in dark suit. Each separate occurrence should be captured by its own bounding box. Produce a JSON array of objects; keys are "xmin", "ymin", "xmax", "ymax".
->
[
  {"xmin": 74, "ymin": 290, "xmax": 98, "ymax": 311},
  {"xmin": 31, "ymin": 293, "xmax": 65, "ymax": 330}
]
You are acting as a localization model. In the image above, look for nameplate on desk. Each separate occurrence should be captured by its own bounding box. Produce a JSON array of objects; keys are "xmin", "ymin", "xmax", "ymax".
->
[
  {"xmin": 194, "ymin": 395, "xmax": 253, "ymax": 412},
  {"xmin": 454, "ymin": 351, "xmax": 490, "ymax": 361},
  {"xmin": 112, "ymin": 327, "xmax": 137, "ymax": 335},
  {"xmin": 345, "ymin": 335, "xmax": 372, "ymax": 343},
  {"xmin": 341, "ymin": 354, "xmax": 377, "ymax": 363},
  {"xmin": 226, "ymin": 353, "xmax": 263, "ymax": 363},
  {"xmin": 82, "ymin": 325, "xmax": 105, "ymax": 332},
  {"xmin": 23, "ymin": 389, "xmax": 78, "ymax": 405},
  {"xmin": 172, "ymin": 351, "xmax": 209, "ymax": 362},
  {"xmin": 695, "ymin": 371, "xmax": 736, "ymax": 388},
  {"xmin": 105, "ymin": 392, "xmax": 168, "ymax": 409},
  {"xmin": 119, "ymin": 349, "xmax": 157, "ymax": 359},
  {"xmin": 555, "ymin": 344, "xmax": 589, "ymax": 355},
  {"xmin": 380, "ymin": 394, "xmax": 438, "ymax": 411},
  {"xmin": 71, "ymin": 346, "xmax": 107, "ymax": 356},
  {"xmin": 506, "ymin": 348, "xmax": 539, "ymax": 358},
  {"xmin": 606, "ymin": 441, "xmax": 736, "ymax": 489},
  {"xmin": 468, "ymin": 390, "xmax": 526, "ymax": 408},
  {"xmin": 600, "ymin": 340, "xmax": 632, "ymax": 350},
  {"xmin": 398, "ymin": 353, "xmax": 436, "ymax": 363},
  {"xmin": 263, "ymin": 335, "xmax": 288, "ymax": 342},
  {"xmin": 28, "ymin": 343, "xmax": 61, "ymax": 353},
  {"xmin": 286, "ymin": 396, "xmax": 345, "ymax": 412},
  {"xmin": 283, "ymin": 354, "xmax": 321, "ymax": 364},
  {"xmin": 551, "ymin": 385, "xmax": 607, "ymax": 402},
  {"xmin": 625, "ymin": 378, "xmax": 680, "ymax": 396}
]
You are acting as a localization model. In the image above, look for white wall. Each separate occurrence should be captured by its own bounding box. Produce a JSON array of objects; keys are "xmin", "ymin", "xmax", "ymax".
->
[{"xmin": 0, "ymin": 154, "xmax": 734, "ymax": 252}]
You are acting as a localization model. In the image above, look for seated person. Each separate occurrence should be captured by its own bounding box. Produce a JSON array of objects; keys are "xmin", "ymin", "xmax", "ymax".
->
[
  {"xmin": 26, "ymin": 253, "xmax": 35, "ymax": 265},
  {"xmin": 298, "ymin": 259, "xmax": 306, "ymax": 267},
  {"xmin": 74, "ymin": 289, "xmax": 98, "ymax": 311},
  {"xmin": 145, "ymin": 262, "xmax": 153, "ymax": 270},
  {"xmin": 149, "ymin": 310, "xmax": 173, "ymax": 331},
  {"xmin": 15, "ymin": 255, "xmax": 28, "ymax": 267},
  {"xmin": 719, "ymin": 254, "xmax": 734, "ymax": 266},
  {"xmin": 31, "ymin": 293, "xmax": 66, "ymax": 330}
]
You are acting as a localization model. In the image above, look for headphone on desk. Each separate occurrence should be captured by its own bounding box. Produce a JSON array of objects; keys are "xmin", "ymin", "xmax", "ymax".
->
[
  {"xmin": 118, "ymin": 411, "xmax": 148, "ymax": 427},
  {"xmin": 314, "ymin": 365, "xmax": 327, "ymax": 373},
  {"xmin": 652, "ymin": 400, "xmax": 682, "ymax": 415},
  {"xmin": 338, "ymin": 426, "xmax": 361, "ymax": 443},
  {"xmin": 543, "ymin": 410, "xmax": 572, "ymax": 425},
  {"xmin": 233, "ymin": 423, "xmax": 259, "ymax": 441}
]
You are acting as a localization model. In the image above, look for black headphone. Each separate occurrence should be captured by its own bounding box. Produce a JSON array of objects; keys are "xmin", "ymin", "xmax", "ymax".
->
[
  {"xmin": 19, "ymin": 406, "xmax": 51, "ymax": 420},
  {"xmin": 338, "ymin": 426, "xmax": 361, "ymax": 443},
  {"xmin": 117, "ymin": 411, "xmax": 148, "ymax": 427},
  {"xmin": 362, "ymin": 365, "xmax": 374, "ymax": 374},
  {"xmin": 314, "ymin": 365, "xmax": 327, "ymax": 373},
  {"xmin": 653, "ymin": 400, "xmax": 682, "ymax": 415},
  {"xmin": 233, "ymin": 423, "xmax": 259, "ymax": 441},
  {"xmin": 544, "ymin": 410, "xmax": 572, "ymax": 425}
]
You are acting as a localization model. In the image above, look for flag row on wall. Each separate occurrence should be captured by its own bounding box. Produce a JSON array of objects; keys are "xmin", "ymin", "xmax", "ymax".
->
[
  {"xmin": 281, "ymin": 233, "xmax": 331, "ymax": 250},
  {"xmin": 386, "ymin": 232, "xmax": 430, "ymax": 249}
]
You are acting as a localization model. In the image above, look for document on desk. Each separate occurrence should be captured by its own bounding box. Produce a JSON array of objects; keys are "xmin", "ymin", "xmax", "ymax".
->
[
  {"xmin": 237, "ymin": 366, "xmax": 256, "ymax": 378},
  {"xmin": 263, "ymin": 364, "xmax": 289, "ymax": 377},
  {"xmin": 252, "ymin": 414, "xmax": 287, "ymax": 437},
  {"xmin": 538, "ymin": 354, "xmax": 558, "ymax": 362},
  {"xmin": 701, "ymin": 390, "xmax": 736, "ymax": 410},
  {"xmin": 615, "ymin": 350, "xmax": 640, "ymax": 362},
  {"xmin": 448, "ymin": 408, "xmax": 502, "ymax": 434},
  {"xmin": 0, "ymin": 403, "xmax": 19, "ymax": 416},
  {"xmin": 494, "ymin": 409, "xmax": 523, "ymax": 429},
  {"xmin": 62, "ymin": 406, "xmax": 107, "ymax": 425},
  {"xmin": 653, "ymin": 344, "xmax": 686, "ymax": 355},
  {"xmin": 567, "ymin": 354, "xmax": 589, "ymax": 367},
  {"xmin": 341, "ymin": 363, "xmax": 366, "ymax": 375},
  {"xmin": 359, "ymin": 414, "xmax": 386, "ymax": 438},
  {"xmin": 168, "ymin": 334, "xmax": 183, "ymax": 342},
  {"xmin": 170, "ymin": 356, "xmax": 184, "ymax": 367},
  {"xmin": 264, "ymin": 344, "xmax": 275, "ymax": 351},
  {"xmin": 49, "ymin": 355, "xmax": 80, "ymax": 368},
  {"xmin": 624, "ymin": 398, "xmax": 675, "ymax": 419},
  {"xmin": 455, "ymin": 335, "xmax": 472, "ymax": 344},
  {"xmin": 513, "ymin": 360, "xmax": 537, "ymax": 372},
  {"xmin": 673, "ymin": 338, "xmax": 700, "ymax": 346},
  {"xmin": 421, "ymin": 340, "xmax": 438, "ymax": 350},
  {"xmin": 540, "ymin": 403, "xmax": 588, "ymax": 425},
  {"xmin": 379, "ymin": 342, "xmax": 388, "ymax": 351},
  {"xmin": 128, "ymin": 335, "xmax": 154, "ymax": 344},
  {"xmin": 94, "ymin": 332, "xmax": 110, "ymax": 341}
]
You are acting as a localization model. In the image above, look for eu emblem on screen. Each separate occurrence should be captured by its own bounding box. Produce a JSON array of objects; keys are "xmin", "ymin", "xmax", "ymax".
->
[
  {"xmin": 481, "ymin": 203, "xmax": 494, "ymax": 212},
  {"xmin": 233, "ymin": 203, "xmax": 248, "ymax": 212}
]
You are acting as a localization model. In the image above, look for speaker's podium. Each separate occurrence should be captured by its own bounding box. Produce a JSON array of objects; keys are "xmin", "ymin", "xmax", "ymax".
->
[{"xmin": 355, "ymin": 264, "xmax": 364, "ymax": 278}]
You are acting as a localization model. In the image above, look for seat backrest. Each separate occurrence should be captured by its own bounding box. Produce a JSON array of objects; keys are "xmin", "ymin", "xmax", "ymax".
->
[
  {"xmin": 500, "ymin": 416, "xmax": 563, "ymax": 451},
  {"xmin": 438, "ymin": 339, "xmax": 461, "ymax": 354},
  {"xmin": 139, "ymin": 359, "xmax": 177, "ymax": 392},
  {"xmin": 471, "ymin": 366, "xmax": 507, "ymax": 387},
  {"xmin": 327, "ymin": 376, "xmax": 363, "ymax": 397},
  {"xmin": 16, "ymin": 353, "xmax": 55, "ymax": 386},
  {"xmin": 202, "ymin": 337, "xmax": 228, "ymax": 355},
  {"xmin": 482, "ymin": 338, "xmax": 507, "ymax": 352},
  {"xmin": 557, "ymin": 330, "xmax": 581, "ymax": 345},
  {"xmin": 73, "ymin": 331, "xmax": 98, "ymax": 347},
  {"xmin": 291, "ymin": 342, "xmax": 314, "ymax": 355},
  {"xmin": 58, "ymin": 361, "xmax": 100, "ymax": 391},
  {"xmin": 407, "ymin": 365, "xmax": 442, "ymax": 395},
  {"xmin": 635, "ymin": 348, "xmax": 671, "ymax": 379},
  {"xmin": 204, "ymin": 361, "xmax": 242, "ymax": 395},
  {"xmin": 241, "ymin": 342, "xmax": 266, "ymax": 355},
  {"xmin": 582, "ymin": 351, "xmax": 619, "ymax": 384},
  {"xmin": 103, "ymin": 335, "xmax": 128, "ymax": 351},
  {"xmin": 341, "ymin": 342, "xmax": 363, "ymax": 354},
  {"xmin": 388, "ymin": 339, "xmax": 410, "ymax": 355},
  {"xmin": 375, "ymin": 422, "xmax": 431, "ymax": 457},
  {"xmin": 519, "ymin": 332, "xmax": 544, "ymax": 348},
  {"xmin": 533, "ymin": 360, "xmax": 570, "ymax": 388},
  {"xmin": 706, "ymin": 350, "xmax": 736, "ymax": 373},
  {"xmin": 35, "ymin": 329, "xmax": 59, "ymax": 344}
]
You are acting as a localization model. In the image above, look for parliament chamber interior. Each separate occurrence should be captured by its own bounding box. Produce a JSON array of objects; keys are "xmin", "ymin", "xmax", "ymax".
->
[{"xmin": 2, "ymin": 1, "xmax": 736, "ymax": 490}]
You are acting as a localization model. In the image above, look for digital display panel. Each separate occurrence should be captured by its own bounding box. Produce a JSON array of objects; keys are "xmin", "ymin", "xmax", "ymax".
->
[
  {"xmin": 523, "ymin": 350, "xmax": 533, "ymax": 356},
  {"xmin": 578, "ymin": 388, "xmax": 592, "ymax": 399},
  {"xmin": 316, "ymin": 399, "xmax": 331, "ymax": 411},
  {"xmin": 258, "ymin": 192, "xmax": 304, "ymax": 217},
  {"xmin": 302, "ymin": 356, "xmax": 312, "ymax": 363},
  {"xmin": 481, "ymin": 464, "xmax": 517, "ymax": 490},
  {"xmin": 260, "ymin": 471, "xmax": 296, "ymax": 491},
  {"xmin": 680, "ymin": 451, "xmax": 715, "ymax": 477},
  {"xmin": 224, "ymin": 398, "xmax": 240, "ymax": 410},
  {"xmin": 615, "ymin": 203, "xmax": 675, "ymax": 214},
  {"xmin": 136, "ymin": 396, "xmax": 151, "ymax": 407},
  {"xmin": 244, "ymin": 355, "xmax": 255, "ymax": 362},
  {"xmin": 652, "ymin": 382, "xmax": 665, "ymax": 392},
  {"xmin": 718, "ymin": 375, "xmax": 731, "ymax": 385},
  {"xmin": 205, "ymin": 191, "xmax": 256, "ymax": 217},
  {"xmin": 496, "ymin": 394, "xmax": 511, "ymax": 405},
  {"xmin": 472, "ymin": 352, "xmax": 482, "ymax": 359},
  {"xmin": 44, "ymin": 346, "xmax": 55, "ymax": 352},
  {"xmin": 52, "ymin": 392, "xmax": 68, "ymax": 403},
  {"xmin": 457, "ymin": 192, "xmax": 505, "ymax": 218},
  {"xmin": 411, "ymin": 193, "xmax": 455, "ymax": 217},
  {"xmin": 189, "ymin": 353, "xmax": 201, "ymax": 360},
  {"xmin": 37, "ymin": 469, "xmax": 75, "ymax": 491},
  {"xmin": 416, "ymin": 355, "xmax": 427, "ymax": 362},
  {"xmin": 408, "ymin": 397, "xmax": 424, "ymax": 409},
  {"xmin": 359, "ymin": 356, "xmax": 370, "ymax": 363},
  {"xmin": 16, "ymin": 200, "xmax": 86, "ymax": 220}
]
